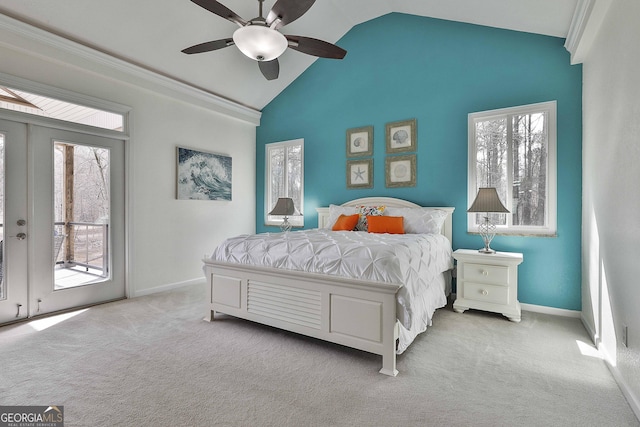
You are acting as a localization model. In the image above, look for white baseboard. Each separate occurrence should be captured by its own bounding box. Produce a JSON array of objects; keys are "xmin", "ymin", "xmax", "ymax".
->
[
  {"xmin": 448, "ymin": 295, "xmax": 580, "ymax": 318},
  {"xmin": 601, "ymin": 347, "xmax": 640, "ymax": 422},
  {"xmin": 520, "ymin": 302, "xmax": 581, "ymax": 318},
  {"xmin": 580, "ymin": 313, "xmax": 599, "ymax": 344},
  {"xmin": 131, "ymin": 277, "xmax": 205, "ymax": 297}
]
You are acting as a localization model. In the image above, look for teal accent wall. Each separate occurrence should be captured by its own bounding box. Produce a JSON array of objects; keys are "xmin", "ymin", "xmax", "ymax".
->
[{"xmin": 256, "ymin": 13, "xmax": 582, "ymax": 310}]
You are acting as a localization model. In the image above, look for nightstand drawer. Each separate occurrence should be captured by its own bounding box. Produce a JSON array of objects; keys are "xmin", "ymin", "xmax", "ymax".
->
[
  {"xmin": 463, "ymin": 282, "xmax": 509, "ymax": 305},
  {"xmin": 463, "ymin": 263, "xmax": 509, "ymax": 286}
]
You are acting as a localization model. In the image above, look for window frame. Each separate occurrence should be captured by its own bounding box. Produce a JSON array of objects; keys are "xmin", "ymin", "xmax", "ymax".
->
[
  {"xmin": 468, "ymin": 101, "xmax": 557, "ymax": 236},
  {"xmin": 265, "ymin": 138, "xmax": 304, "ymax": 227},
  {"xmin": 0, "ymin": 71, "xmax": 129, "ymax": 137}
]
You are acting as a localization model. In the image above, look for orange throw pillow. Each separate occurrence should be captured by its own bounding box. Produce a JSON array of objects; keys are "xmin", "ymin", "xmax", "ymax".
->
[
  {"xmin": 332, "ymin": 214, "xmax": 360, "ymax": 231},
  {"xmin": 367, "ymin": 215, "xmax": 405, "ymax": 234}
]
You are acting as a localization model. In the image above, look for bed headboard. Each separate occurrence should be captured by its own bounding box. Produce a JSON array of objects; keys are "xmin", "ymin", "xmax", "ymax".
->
[{"xmin": 315, "ymin": 197, "xmax": 455, "ymax": 243}]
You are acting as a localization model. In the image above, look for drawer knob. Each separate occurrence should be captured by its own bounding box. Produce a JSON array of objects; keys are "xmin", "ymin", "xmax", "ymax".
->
[
  {"xmin": 481, "ymin": 289, "xmax": 488, "ymax": 296},
  {"xmin": 482, "ymin": 270, "xmax": 489, "ymax": 276}
]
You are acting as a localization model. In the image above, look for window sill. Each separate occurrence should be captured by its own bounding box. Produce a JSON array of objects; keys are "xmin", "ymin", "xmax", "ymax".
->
[{"xmin": 468, "ymin": 231, "xmax": 557, "ymax": 238}]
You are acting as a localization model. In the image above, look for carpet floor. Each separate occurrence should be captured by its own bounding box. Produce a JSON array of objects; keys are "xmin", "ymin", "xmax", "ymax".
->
[{"xmin": 0, "ymin": 283, "xmax": 638, "ymax": 427}]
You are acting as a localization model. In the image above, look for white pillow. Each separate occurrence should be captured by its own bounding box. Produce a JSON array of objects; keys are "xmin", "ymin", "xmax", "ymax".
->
[
  {"xmin": 326, "ymin": 204, "xmax": 359, "ymax": 229},
  {"xmin": 384, "ymin": 207, "xmax": 447, "ymax": 234}
]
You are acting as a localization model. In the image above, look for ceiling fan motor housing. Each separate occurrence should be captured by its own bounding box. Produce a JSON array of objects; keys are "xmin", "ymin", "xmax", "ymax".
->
[{"xmin": 233, "ymin": 23, "xmax": 288, "ymax": 61}]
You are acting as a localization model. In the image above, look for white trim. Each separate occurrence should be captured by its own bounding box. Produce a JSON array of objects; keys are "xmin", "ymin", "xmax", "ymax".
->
[
  {"xmin": 447, "ymin": 298, "xmax": 581, "ymax": 318},
  {"xmin": 468, "ymin": 101, "xmax": 557, "ymax": 236},
  {"xmin": 0, "ymin": 13, "xmax": 261, "ymax": 126},
  {"xmin": 124, "ymin": 111, "xmax": 134, "ymax": 298},
  {"xmin": 520, "ymin": 303, "xmax": 581, "ymax": 318},
  {"xmin": 449, "ymin": 297, "xmax": 582, "ymax": 318},
  {"xmin": 584, "ymin": 311, "xmax": 640, "ymax": 421},
  {"xmin": 0, "ymin": 108, "xmax": 127, "ymax": 140},
  {"xmin": 581, "ymin": 313, "xmax": 599, "ymax": 344},
  {"xmin": 265, "ymin": 139, "xmax": 304, "ymax": 227},
  {"xmin": 0, "ymin": 71, "xmax": 131, "ymax": 120},
  {"xmin": 0, "ymin": 82, "xmax": 132, "ymax": 301},
  {"xmin": 564, "ymin": 0, "xmax": 614, "ymax": 65},
  {"xmin": 0, "ymin": 71, "xmax": 131, "ymax": 139},
  {"xmin": 131, "ymin": 277, "xmax": 205, "ymax": 298},
  {"xmin": 564, "ymin": 0, "xmax": 595, "ymax": 61},
  {"xmin": 604, "ymin": 359, "xmax": 640, "ymax": 422}
]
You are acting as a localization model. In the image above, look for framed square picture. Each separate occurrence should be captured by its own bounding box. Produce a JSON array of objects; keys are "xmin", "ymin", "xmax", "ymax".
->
[
  {"xmin": 176, "ymin": 146, "xmax": 232, "ymax": 200},
  {"xmin": 386, "ymin": 154, "xmax": 416, "ymax": 188},
  {"xmin": 386, "ymin": 118, "xmax": 417, "ymax": 153},
  {"xmin": 346, "ymin": 126, "xmax": 373, "ymax": 157},
  {"xmin": 347, "ymin": 159, "xmax": 373, "ymax": 189}
]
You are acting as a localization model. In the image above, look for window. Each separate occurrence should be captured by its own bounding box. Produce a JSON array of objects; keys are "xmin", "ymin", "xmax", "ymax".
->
[
  {"xmin": 468, "ymin": 101, "xmax": 557, "ymax": 236},
  {"xmin": 0, "ymin": 86, "xmax": 124, "ymax": 131},
  {"xmin": 265, "ymin": 139, "xmax": 304, "ymax": 227}
]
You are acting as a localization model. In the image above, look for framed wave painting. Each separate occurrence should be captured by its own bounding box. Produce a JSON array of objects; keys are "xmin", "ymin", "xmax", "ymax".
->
[{"xmin": 177, "ymin": 147, "xmax": 232, "ymax": 201}]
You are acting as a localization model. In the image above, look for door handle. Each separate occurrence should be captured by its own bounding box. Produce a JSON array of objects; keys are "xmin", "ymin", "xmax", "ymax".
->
[{"xmin": 9, "ymin": 232, "xmax": 27, "ymax": 240}]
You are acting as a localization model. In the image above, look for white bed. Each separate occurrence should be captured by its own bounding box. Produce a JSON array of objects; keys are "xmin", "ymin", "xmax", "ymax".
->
[{"xmin": 202, "ymin": 197, "xmax": 454, "ymax": 376}]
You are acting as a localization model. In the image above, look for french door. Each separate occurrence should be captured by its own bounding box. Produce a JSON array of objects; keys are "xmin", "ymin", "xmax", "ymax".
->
[{"xmin": 0, "ymin": 119, "xmax": 125, "ymax": 324}]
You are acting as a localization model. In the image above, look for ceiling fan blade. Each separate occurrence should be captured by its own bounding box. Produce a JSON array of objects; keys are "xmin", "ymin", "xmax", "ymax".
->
[
  {"xmin": 285, "ymin": 36, "xmax": 347, "ymax": 59},
  {"xmin": 266, "ymin": 0, "xmax": 315, "ymax": 29},
  {"xmin": 258, "ymin": 59, "xmax": 280, "ymax": 80},
  {"xmin": 182, "ymin": 38, "xmax": 234, "ymax": 54},
  {"xmin": 191, "ymin": 0, "xmax": 247, "ymax": 26}
]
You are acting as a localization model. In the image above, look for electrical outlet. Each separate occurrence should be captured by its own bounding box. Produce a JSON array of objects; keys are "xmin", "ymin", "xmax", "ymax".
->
[{"xmin": 622, "ymin": 324, "xmax": 628, "ymax": 347}]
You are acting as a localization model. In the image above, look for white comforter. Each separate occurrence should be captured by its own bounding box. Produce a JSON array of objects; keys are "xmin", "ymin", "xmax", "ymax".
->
[{"xmin": 211, "ymin": 229, "xmax": 453, "ymax": 352}]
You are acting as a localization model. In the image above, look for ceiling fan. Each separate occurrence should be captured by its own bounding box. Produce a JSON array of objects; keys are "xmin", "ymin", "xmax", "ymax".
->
[{"xmin": 182, "ymin": 0, "xmax": 347, "ymax": 80}]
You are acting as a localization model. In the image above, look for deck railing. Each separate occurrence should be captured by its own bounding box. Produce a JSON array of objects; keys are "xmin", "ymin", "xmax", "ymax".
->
[{"xmin": 54, "ymin": 221, "xmax": 109, "ymax": 277}]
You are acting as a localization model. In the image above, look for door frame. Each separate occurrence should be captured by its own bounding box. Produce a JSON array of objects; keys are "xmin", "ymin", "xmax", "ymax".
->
[
  {"xmin": 0, "ymin": 119, "xmax": 29, "ymax": 322},
  {"xmin": 0, "ymin": 75, "xmax": 132, "ymax": 308},
  {"xmin": 28, "ymin": 124, "xmax": 127, "ymax": 316}
]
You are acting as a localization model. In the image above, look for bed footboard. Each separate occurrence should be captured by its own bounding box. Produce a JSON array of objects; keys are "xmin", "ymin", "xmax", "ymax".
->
[{"xmin": 203, "ymin": 260, "xmax": 402, "ymax": 376}]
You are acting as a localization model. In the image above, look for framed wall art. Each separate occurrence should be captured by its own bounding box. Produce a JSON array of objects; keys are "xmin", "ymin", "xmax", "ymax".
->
[
  {"xmin": 385, "ymin": 154, "xmax": 416, "ymax": 188},
  {"xmin": 386, "ymin": 118, "xmax": 417, "ymax": 153},
  {"xmin": 347, "ymin": 159, "xmax": 373, "ymax": 189},
  {"xmin": 346, "ymin": 126, "xmax": 373, "ymax": 157},
  {"xmin": 176, "ymin": 146, "xmax": 232, "ymax": 200}
]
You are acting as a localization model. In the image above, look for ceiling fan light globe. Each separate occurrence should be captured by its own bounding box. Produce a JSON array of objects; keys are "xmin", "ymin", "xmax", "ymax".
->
[{"xmin": 233, "ymin": 25, "xmax": 288, "ymax": 61}]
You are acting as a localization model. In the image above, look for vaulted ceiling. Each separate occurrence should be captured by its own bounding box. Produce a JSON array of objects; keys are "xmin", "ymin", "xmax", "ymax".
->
[{"xmin": 0, "ymin": 0, "xmax": 579, "ymax": 111}]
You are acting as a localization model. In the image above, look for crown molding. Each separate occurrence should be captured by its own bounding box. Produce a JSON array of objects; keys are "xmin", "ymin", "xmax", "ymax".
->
[
  {"xmin": 564, "ymin": 0, "xmax": 613, "ymax": 65},
  {"xmin": 0, "ymin": 13, "xmax": 261, "ymax": 126}
]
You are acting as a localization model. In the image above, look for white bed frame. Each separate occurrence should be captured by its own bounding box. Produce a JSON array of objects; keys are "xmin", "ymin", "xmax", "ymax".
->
[{"xmin": 203, "ymin": 197, "xmax": 454, "ymax": 376}]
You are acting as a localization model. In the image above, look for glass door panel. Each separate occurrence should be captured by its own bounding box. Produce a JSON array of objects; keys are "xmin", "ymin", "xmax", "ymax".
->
[{"xmin": 53, "ymin": 142, "xmax": 111, "ymax": 289}]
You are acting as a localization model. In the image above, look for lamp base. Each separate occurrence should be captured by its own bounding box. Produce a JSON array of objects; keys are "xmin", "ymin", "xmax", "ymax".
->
[
  {"xmin": 280, "ymin": 217, "xmax": 292, "ymax": 233},
  {"xmin": 477, "ymin": 218, "xmax": 497, "ymax": 254},
  {"xmin": 478, "ymin": 247, "xmax": 496, "ymax": 254}
]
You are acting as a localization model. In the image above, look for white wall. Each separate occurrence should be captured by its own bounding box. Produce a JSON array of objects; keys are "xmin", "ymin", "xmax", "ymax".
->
[
  {"xmin": 127, "ymin": 92, "xmax": 256, "ymax": 294},
  {"xmin": 0, "ymin": 23, "xmax": 257, "ymax": 296},
  {"xmin": 582, "ymin": 0, "xmax": 640, "ymax": 415}
]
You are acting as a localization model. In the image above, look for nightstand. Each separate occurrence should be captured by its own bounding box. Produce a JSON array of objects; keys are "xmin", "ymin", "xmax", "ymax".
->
[{"xmin": 452, "ymin": 249, "xmax": 524, "ymax": 322}]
